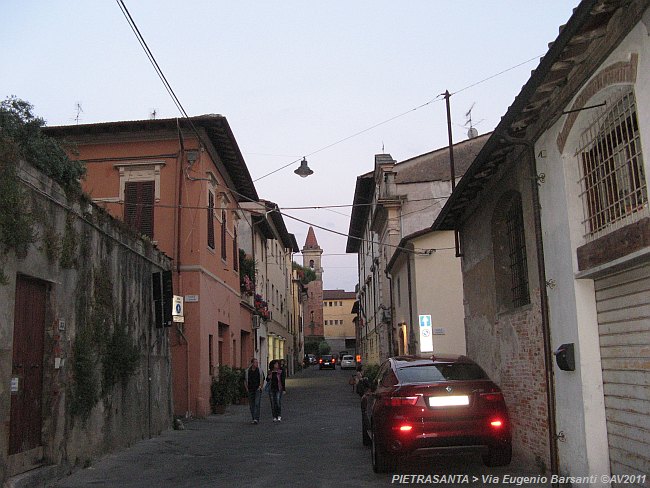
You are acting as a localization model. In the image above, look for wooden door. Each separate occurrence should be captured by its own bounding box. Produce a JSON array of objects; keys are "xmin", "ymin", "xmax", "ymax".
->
[{"xmin": 9, "ymin": 276, "xmax": 46, "ymax": 455}]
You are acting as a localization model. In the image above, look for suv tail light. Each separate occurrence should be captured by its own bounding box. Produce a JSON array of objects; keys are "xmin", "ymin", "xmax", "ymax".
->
[
  {"xmin": 480, "ymin": 390, "xmax": 504, "ymax": 402},
  {"xmin": 332, "ymin": 358, "xmax": 336, "ymax": 363},
  {"xmin": 490, "ymin": 419, "xmax": 505, "ymax": 428},
  {"xmin": 319, "ymin": 359, "xmax": 323, "ymax": 363},
  {"xmin": 384, "ymin": 396, "xmax": 418, "ymax": 407}
]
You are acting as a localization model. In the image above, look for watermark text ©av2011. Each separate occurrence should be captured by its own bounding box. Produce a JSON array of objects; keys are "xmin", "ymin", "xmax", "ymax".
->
[{"xmin": 391, "ymin": 474, "xmax": 647, "ymax": 485}]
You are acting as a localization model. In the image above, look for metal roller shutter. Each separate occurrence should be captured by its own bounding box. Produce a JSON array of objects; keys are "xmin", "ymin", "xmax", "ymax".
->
[{"xmin": 595, "ymin": 263, "xmax": 650, "ymax": 483}]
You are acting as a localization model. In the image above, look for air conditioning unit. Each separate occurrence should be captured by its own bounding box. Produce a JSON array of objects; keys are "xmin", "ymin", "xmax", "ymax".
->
[{"xmin": 252, "ymin": 315, "xmax": 261, "ymax": 329}]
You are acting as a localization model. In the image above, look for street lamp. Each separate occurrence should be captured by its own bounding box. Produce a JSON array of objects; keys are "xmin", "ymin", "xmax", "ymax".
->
[{"xmin": 294, "ymin": 157, "xmax": 313, "ymax": 178}]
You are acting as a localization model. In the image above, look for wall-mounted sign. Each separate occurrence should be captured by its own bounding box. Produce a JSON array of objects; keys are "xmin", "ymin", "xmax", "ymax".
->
[
  {"xmin": 172, "ymin": 315, "xmax": 185, "ymax": 323},
  {"xmin": 185, "ymin": 295, "xmax": 199, "ymax": 303},
  {"xmin": 11, "ymin": 377, "xmax": 18, "ymax": 393},
  {"xmin": 433, "ymin": 327, "xmax": 446, "ymax": 335},
  {"xmin": 172, "ymin": 295, "xmax": 183, "ymax": 316},
  {"xmin": 419, "ymin": 314, "xmax": 433, "ymax": 352},
  {"xmin": 58, "ymin": 319, "xmax": 66, "ymax": 331}
]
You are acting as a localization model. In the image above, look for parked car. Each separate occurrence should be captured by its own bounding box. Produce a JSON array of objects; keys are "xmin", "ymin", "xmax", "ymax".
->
[
  {"xmin": 361, "ymin": 354, "xmax": 511, "ymax": 472},
  {"xmin": 340, "ymin": 355, "xmax": 356, "ymax": 370},
  {"xmin": 319, "ymin": 354, "xmax": 336, "ymax": 370}
]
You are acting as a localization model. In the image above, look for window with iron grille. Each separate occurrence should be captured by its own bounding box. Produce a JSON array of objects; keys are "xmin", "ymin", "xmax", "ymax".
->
[
  {"xmin": 506, "ymin": 196, "xmax": 529, "ymax": 308},
  {"xmin": 207, "ymin": 191, "xmax": 215, "ymax": 249},
  {"xmin": 124, "ymin": 181, "xmax": 154, "ymax": 239},
  {"xmin": 221, "ymin": 209, "xmax": 227, "ymax": 261},
  {"xmin": 577, "ymin": 89, "xmax": 647, "ymax": 239}
]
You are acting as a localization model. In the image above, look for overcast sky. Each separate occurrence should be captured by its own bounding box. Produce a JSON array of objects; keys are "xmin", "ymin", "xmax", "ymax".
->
[{"xmin": 2, "ymin": 1, "xmax": 576, "ymax": 291}]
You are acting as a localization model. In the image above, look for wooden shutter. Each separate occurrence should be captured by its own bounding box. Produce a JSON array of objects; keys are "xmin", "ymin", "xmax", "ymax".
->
[
  {"xmin": 221, "ymin": 209, "xmax": 227, "ymax": 261},
  {"xmin": 207, "ymin": 192, "xmax": 215, "ymax": 249},
  {"xmin": 233, "ymin": 229, "xmax": 238, "ymax": 271},
  {"xmin": 124, "ymin": 181, "xmax": 154, "ymax": 239}
]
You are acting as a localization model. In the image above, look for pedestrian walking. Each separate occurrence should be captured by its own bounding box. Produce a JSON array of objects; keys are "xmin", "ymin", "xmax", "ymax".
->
[
  {"xmin": 352, "ymin": 364, "xmax": 363, "ymax": 393},
  {"xmin": 278, "ymin": 359, "xmax": 287, "ymax": 412},
  {"xmin": 244, "ymin": 358, "xmax": 265, "ymax": 424},
  {"xmin": 266, "ymin": 359, "xmax": 286, "ymax": 422}
]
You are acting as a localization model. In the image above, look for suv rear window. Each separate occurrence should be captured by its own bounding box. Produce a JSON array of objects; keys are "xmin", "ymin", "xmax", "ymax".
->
[
  {"xmin": 322, "ymin": 355, "xmax": 332, "ymax": 360},
  {"xmin": 397, "ymin": 363, "xmax": 488, "ymax": 383},
  {"xmin": 342, "ymin": 355, "xmax": 353, "ymax": 360}
]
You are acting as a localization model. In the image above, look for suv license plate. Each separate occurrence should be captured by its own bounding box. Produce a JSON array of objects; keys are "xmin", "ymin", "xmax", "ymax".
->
[{"xmin": 429, "ymin": 395, "xmax": 469, "ymax": 407}]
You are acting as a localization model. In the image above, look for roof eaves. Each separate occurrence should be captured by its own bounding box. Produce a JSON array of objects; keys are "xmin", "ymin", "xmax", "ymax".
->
[
  {"xmin": 346, "ymin": 174, "xmax": 374, "ymax": 253},
  {"xmin": 432, "ymin": 0, "xmax": 608, "ymax": 231}
]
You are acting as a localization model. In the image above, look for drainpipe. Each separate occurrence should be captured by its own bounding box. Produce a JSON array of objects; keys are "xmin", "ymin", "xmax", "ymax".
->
[
  {"xmin": 175, "ymin": 119, "xmax": 191, "ymax": 417},
  {"xmin": 501, "ymin": 134, "xmax": 559, "ymax": 478}
]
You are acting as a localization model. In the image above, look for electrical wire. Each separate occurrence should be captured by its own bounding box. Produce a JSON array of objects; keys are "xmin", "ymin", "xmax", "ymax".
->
[
  {"xmin": 252, "ymin": 54, "xmax": 543, "ymax": 182},
  {"xmin": 115, "ymin": 1, "xmax": 211, "ymax": 158},
  {"xmin": 252, "ymin": 95, "xmax": 444, "ymax": 182}
]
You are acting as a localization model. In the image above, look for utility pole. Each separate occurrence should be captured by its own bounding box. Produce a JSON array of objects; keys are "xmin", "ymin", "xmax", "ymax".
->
[{"xmin": 443, "ymin": 90, "xmax": 462, "ymax": 258}]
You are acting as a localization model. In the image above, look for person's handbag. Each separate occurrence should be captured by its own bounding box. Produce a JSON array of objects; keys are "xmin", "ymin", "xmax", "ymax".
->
[{"xmin": 264, "ymin": 379, "xmax": 270, "ymax": 393}]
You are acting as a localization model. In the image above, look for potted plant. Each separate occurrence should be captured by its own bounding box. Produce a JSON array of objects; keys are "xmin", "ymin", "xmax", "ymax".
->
[
  {"xmin": 210, "ymin": 365, "xmax": 236, "ymax": 414},
  {"xmin": 236, "ymin": 368, "xmax": 248, "ymax": 404}
]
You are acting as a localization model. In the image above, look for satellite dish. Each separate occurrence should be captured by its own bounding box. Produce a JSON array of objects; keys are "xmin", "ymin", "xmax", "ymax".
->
[{"xmin": 467, "ymin": 127, "xmax": 478, "ymax": 139}]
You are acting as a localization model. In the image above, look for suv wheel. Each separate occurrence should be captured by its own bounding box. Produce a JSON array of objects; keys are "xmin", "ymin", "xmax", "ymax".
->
[
  {"xmin": 482, "ymin": 443, "xmax": 512, "ymax": 467},
  {"xmin": 371, "ymin": 425, "xmax": 393, "ymax": 473},
  {"xmin": 361, "ymin": 412, "xmax": 371, "ymax": 446}
]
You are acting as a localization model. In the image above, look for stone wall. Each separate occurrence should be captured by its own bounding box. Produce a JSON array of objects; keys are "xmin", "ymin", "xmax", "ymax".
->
[
  {"xmin": 459, "ymin": 155, "xmax": 550, "ymax": 470},
  {"xmin": 0, "ymin": 161, "xmax": 172, "ymax": 482}
]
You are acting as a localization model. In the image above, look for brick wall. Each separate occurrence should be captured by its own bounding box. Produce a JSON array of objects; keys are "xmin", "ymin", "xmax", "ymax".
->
[
  {"xmin": 304, "ymin": 280, "xmax": 324, "ymax": 337},
  {"xmin": 495, "ymin": 290, "xmax": 550, "ymax": 470}
]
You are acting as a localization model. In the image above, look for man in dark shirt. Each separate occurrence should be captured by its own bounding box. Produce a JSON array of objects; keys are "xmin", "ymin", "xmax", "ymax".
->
[{"xmin": 244, "ymin": 358, "xmax": 264, "ymax": 424}]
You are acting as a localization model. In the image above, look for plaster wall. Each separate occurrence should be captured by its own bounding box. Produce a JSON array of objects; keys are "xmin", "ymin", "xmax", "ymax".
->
[
  {"xmin": 459, "ymin": 156, "xmax": 549, "ymax": 469},
  {"xmin": 412, "ymin": 232, "xmax": 465, "ymax": 355},
  {"xmin": 534, "ymin": 20, "xmax": 650, "ymax": 480},
  {"xmin": 0, "ymin": 161, "xmax": 172, "ymax": 481}
]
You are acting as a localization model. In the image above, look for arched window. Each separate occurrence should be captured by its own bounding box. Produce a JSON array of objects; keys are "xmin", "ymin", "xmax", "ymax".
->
[
  {"xmin": 492, "ymin": 191, "xmax": 530, "ymax": 311},
  {"xmin": 309, "ymin": 259, "xmax": 315, "ymax": 269},
  {"xmin": 576, "ymin": 88, "xmax": 647, "ymax": 238}
]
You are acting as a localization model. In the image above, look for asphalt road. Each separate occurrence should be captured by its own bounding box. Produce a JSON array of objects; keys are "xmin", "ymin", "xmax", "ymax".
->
[{"xmin": 52, "ymin": 366, "xmax": 551, "ymax": 488}]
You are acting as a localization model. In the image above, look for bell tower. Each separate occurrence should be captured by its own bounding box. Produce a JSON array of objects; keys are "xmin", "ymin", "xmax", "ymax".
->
[
  {"xmin": 302, "ymin": 226, "xmax": 324, "ymax": 339},
  {"xmin": 302, "ymin": 226, "xmax": 323, "ymax": 280}
]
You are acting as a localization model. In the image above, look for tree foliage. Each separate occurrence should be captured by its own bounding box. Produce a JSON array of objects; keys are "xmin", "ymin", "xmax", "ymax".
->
[
  {"xmin": 0, "ymin": 96, "xmax": 85, "ymax": 188},
  {"xmin": 292, "ymin": 261, "xmax": 317, "ymax": 285}
]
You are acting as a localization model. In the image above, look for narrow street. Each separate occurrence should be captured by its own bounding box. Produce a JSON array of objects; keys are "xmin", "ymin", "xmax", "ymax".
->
[{"xmin": 52, "ymin": 367, "xmax": 551, "ymax": 488}]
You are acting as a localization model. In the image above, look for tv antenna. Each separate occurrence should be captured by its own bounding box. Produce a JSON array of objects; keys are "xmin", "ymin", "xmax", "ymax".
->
[
  {"xmin": 74, "ymin": 102, "xmax": 83, "ymax": 125},
  {"xmin": 150, "ymin": 108, "xmax": 157, "ymax": 120},
  {"xmin": 464, "ymin": 103, "xmax": 482, "ymax": 139}
]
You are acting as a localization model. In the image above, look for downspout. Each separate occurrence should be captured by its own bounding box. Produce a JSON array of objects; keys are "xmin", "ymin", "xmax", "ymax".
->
[
  {"xmin": 501, "ymin": 134, "xmax": 559, "ymax": 478},
  {"xmin": 175, "ymin": 119, "xmax": 191, "ymax": 417}
]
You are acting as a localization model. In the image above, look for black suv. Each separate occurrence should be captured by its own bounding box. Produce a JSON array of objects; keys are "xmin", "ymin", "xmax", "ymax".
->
[{"xmin": 319, "ymin": 354, "xmax": 336, "ymax": 370}]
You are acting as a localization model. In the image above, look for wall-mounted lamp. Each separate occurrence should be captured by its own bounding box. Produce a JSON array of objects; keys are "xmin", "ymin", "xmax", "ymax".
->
[{"xmin": 294, "ymin": 157, "xmax": 313, "ymax": 178}]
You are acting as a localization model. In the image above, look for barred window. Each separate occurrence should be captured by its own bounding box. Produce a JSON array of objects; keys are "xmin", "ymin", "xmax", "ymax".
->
[
  {"xmin": 492, "ymin": 191, "xmax": 529, "ymax": 311},
  {"xmin": 577, "ymin": 89, "xmax": 647, "ymax": 239},
  {"xmin": 505, "ymin": 198, "xmax": 529, "ymax": 308}
]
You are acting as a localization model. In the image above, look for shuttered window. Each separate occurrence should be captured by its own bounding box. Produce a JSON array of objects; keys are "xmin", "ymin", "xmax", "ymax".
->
[
  {"xmin": 233, "ymin": 229, "xmax": 238, "ymax": 271},
  {"xmin": 207, "ymin": 192, "xmax": 215, "ymax": 249},
  {"xmin": 221, "ymin": 209, "xmax": 227, "ymax": 261},
  {"xmin": 124, "ymin": 181, "xmax": 154, "ymax": 239}
]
